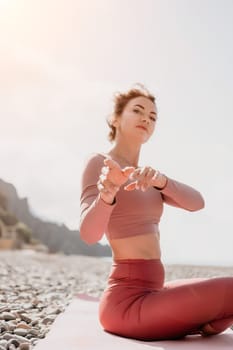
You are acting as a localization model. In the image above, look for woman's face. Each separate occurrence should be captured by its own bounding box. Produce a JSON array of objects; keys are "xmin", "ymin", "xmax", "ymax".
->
[{"xmin": 114, "ymin": 96, "xmax": 158, "ymax": 143}]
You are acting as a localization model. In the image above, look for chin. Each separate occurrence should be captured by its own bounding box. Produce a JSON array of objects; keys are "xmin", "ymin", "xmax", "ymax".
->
[
  {"xmin": 129, "ymin": 132, "xmax": 151, "ymax": 144},
  {"xmin": 136, "ymin": 137, "xmax": 150, "ymax": 145},
  {"xmin": 141, "ymin": 134, "xmax": 152, "ymax": 144}
]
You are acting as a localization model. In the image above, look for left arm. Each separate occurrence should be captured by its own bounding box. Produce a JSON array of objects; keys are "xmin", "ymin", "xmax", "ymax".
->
[
  {"xmin": 155, "ymin": 176, "xmax": 205, "ymax": 211},
  {"xmin": 125, "ymin": 167, "xmax": 205, "ymax": 212}
]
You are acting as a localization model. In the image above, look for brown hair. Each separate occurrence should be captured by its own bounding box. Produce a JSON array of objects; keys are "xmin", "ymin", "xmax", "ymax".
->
[{"xmin": 107, "ymin": 83, "xmax": 156, "ymax": 142}]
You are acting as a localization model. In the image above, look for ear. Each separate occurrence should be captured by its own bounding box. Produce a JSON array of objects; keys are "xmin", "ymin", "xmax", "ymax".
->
[{"xmin": 111, "ymin": 115, "xmax": 119, "ymax": 128}]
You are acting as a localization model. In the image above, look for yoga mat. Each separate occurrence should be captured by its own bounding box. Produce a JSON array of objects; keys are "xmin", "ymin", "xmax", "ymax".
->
[{"xmin": 34, "ymin": 293, "xmax": 233, "ymax": 350}]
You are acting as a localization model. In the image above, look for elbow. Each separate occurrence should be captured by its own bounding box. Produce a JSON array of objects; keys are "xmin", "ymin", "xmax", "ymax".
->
[
  {"xmin": 188, "ymin": 196, "xmax": 205, "ymax": 212},
  {"xmin": 79, "ymin": 223, "xmax": 103, "ymax": 245},
  {"xmin": 196, "ymin": 194, "xmax": 205, "ymax": 211},
  {"xmin": 80, "ymin": 231, "xmax": 99, "ymax": 245},
  {"xmin": 80, "ymin": 232, "xmax": 95, "ymax": 245}
]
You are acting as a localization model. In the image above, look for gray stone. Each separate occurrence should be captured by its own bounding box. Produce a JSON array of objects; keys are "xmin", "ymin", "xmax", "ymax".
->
[
  {"xmin": 15, "ymin": 309, "xmax": 27, "ymax": 314},
  {"xmin": 2, "ymin": 333, "xmax": 12, "ymax": 341},
  {"xmin": 0, "ymin": 339, "xmax": 7, "ymax": 346},
  {"xmin": 14, "ymin": 328, "xmax": 29, "ymax": 336},
  {"xmin": 3, "ymin": 333, "xmax": 29, "ymax": 344},
  {"xmin": 41, "ymin": 315, "xmax": 56, "ymax": 325},
  {"xmin": 0, "ymin": 298, "xmax": 7, "ymax": 303},
  {"xmin": 19, "ymin": 314, "xmax": 32, "ymax": 323},
  {"xmin": 30, "ymin": 338, "xmax": 39, "ymax": 345},
  {"xmin": 16, "ymin": 322, "xmax": 31, "ymax": 330},
  {"xmin": 0, "ymin": 321, "xmax": 10, "ymax": 332},
  {"xmin": 19, "ymin": 343, "xmax": 31, "ymax": 350},
  {"xmin": 7, "ymin": 338, "xmax": 20, "ymax": 347},
  {"xmin": 0, "ymin": 306, "xmax": 9, "ymax": 313},
  {"xmin": 22, "ymin": 304, "xmax": 33, "ymax": 310},
  {"xmin": 7, "ymin": 323, "xmax": 16, "ymax": 332},
  {"xmin": 2, "ymin": 312, "xmax": 16, "ymax": 321},
  {"xmin": 30, "ymin": 319, "xmax": 38, "ymax": 326},
  {"xmin": 8, "ymin": 344, "xmax": 17, "ymax": 350},
  {"xmin": 37, "ymin": 332, "xmax": 46, "ymax": 339},
  {"xmin": 28, "ymin": 329, "xmax": 39, "ymax": 336}
]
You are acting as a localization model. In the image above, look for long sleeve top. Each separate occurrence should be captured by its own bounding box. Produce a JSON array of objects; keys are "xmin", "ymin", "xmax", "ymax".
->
[{"xmin": 79, "ymin": 153, "xmax": 205, "ymax": 244}]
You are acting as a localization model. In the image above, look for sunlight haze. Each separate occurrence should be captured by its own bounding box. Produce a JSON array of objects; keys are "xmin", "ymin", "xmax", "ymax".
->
[{"xmin": 1, "ymin": 0, "xmax": 233, "ymax": 265}]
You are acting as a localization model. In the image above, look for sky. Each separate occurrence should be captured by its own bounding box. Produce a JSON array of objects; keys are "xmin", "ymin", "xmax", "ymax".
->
[{"xmin": 0, "ymin": 0, "xmax": 233, "ymax": 266}]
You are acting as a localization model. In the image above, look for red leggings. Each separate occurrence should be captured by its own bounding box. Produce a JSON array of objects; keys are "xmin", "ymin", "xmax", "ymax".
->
[{"xmin": 98, "ymin": 259, "xmax": 233, "ymax": 340}]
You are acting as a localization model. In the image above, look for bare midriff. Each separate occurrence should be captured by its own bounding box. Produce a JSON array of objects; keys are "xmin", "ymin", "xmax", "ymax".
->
[{"xmin": 109, "ymin": 232, "xmax": 161, "ymax": 260}]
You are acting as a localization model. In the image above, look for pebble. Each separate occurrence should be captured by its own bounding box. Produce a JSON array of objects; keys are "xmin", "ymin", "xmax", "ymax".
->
[
  {"xmin": 0, "ymin": 341, "xmax": 7, "ymax": 347},
  {"xmin": 16, "ymin": 323, "xmax": 31, "ymax": 330},
  {"xmin": 1, "ymin": 313, "xmax": 16, "ymax": 321},
  {"xmin": 7, "ymin": 339, "xmax": 20, "ymax": 347},
  {"xmin": 19, "ymin": 344, "xmax": 30, "ymax": 350},
  {"xmin": 41, "ymin": 315, "xmax": 56, "ymax": 325},
  {"xmin": 0, "ymin": 251, "xmax": 113, "ymax": 349},
  {"xmin": 8, "ymin": 345, "xmax": 17, "ymax": 350},
  {"xmin": 13, "ymin": 329, "xmax": 29, "ymax": 337},
  {"xmin": 19, "ymin": 315, "xmax": 32, "ymax": 324},
  {"xmin": 0, "ymin": 250, "xmax": 232, "ymax": 349}
]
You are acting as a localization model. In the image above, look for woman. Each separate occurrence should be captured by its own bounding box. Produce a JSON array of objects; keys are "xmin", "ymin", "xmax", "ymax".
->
[{"xmin": 79, "ymin": 84, "xmax": 233, "ymax": 340}]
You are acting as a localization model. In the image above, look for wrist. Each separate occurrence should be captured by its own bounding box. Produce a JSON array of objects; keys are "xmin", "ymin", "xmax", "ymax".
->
[
  {"xmin": 153, "ymin": 174, "xmax": 168, "ymax": 190},
  {"xmin": 100, "ymin": 191, "xmax": 117, "ymax": 205}
]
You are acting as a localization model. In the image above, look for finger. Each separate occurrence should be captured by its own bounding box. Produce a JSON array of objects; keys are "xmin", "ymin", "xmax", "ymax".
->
[
  {"xmin": 98, "ymin": 183, "xmax": 116, "ymax": 196},
  {"xmin": 98, "ymin": 175, "xmax": 119, "ymax": 193},
  {"xmin": 145, "ymin": 167, "xmax": 155, "ymax": 178},
  {"xmin": 131, "ymin": 167, "xmax": 148, "ymax": 189},
  {"xmin": 152, "ymin": 169, "xmax": 160, "ymax": 181},
  {"xmin": 125, "ymin": 181, "xmax": 148, "ymax": 192},
  {"xmin": 130, "ymin": 168, "xmax": 141, "ymax": 179},
  {"xmin": 139, "ymin": 166, "xmax": 150, "ymax": 178},
  {"xmin": 130, "ymin": 167, "xmax": 148, "ymax": 181},
  {"xmin": 99, "ymin": 174, "xmax": 107, "ymax": 183},
  {"xmin": 124, "ymin": 182, "xmax": 137, "ymax": 191},
  {"xmin": 141, "ymin": 167, "xmax": 156, "ymax": 187},
  {"xmin": 97, "ymin": 182, "xmax": 106, "ymax": 192},
  {"xmin": 101, "ymin": 166, "xmax": 110, "ymax": 175},
  {"xmin": 141, "ymin": 168, "xmax": 155, "ymax": 190},
  {"xmin": 122, "ymin": 166, "xmax": 135, "ymax": 178},
  {"xmin": 99, "ymin": 176, "xmax": 114, "ymax": 189}
]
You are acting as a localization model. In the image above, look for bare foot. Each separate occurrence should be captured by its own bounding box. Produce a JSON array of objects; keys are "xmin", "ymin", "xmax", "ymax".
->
[{"xmin": 200, "ymin": 323, "xmax": 220, "ymax": 336}]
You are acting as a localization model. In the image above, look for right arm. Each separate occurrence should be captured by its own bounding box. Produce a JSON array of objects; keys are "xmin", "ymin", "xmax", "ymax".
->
[
  {"xmin": 79, "ymin": 154, "xmax": 116, "ymax": 245},
  {"xmin": 79, "ymin": 154, "xmax": 135, "ymax": 244}
]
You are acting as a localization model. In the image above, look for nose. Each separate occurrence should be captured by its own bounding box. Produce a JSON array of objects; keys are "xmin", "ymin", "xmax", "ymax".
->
[{"xmin": 141, "ymin": 114, "xmax": 150, "ymax": 124}]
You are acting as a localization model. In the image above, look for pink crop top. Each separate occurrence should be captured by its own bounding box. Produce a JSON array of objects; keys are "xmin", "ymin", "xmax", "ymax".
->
[{"xmin": 79, "ymin": 153, "xmax": 205, "ymax": 244}]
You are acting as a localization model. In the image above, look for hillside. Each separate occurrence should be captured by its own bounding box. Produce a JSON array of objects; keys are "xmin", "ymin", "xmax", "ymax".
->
[{"xmin": 0, "ymin": 178, "xmax": 111, "ymax": 257}]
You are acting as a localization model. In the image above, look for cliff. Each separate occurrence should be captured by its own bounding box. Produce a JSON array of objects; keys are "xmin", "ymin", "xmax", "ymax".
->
[{"xmin": 0, "ymin": 179, "xmax": 111, "ymax": 257}]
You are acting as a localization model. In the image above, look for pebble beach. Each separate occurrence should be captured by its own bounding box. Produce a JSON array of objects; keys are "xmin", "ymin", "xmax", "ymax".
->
[{"xmin": 0, "ymin": 250, "xmax": 232, "ymax": 349}]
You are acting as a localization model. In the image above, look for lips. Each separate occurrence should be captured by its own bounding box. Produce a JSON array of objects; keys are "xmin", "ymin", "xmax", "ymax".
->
[{"xmin": 136, "ymin": 125, "xmax": 148, "ymax": 132}]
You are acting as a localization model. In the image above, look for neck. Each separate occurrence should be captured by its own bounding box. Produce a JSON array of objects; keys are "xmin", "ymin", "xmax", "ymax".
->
[{"xmin": 109, "ymin": 140, "xmax": 141, "ymax": 167}]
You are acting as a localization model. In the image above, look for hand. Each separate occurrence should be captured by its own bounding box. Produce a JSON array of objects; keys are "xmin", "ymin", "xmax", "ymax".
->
[
  {"xmin": 124, "ymin": 166, "xmax": 167, "ymax": 192},
  {"xmin": 97, "ymin": 158, "xmax": 135, "ymax": 204}
]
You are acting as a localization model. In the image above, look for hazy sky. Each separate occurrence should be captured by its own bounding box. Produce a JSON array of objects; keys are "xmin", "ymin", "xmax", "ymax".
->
[{"xmin": 1, "ymin": 0, "xmax": 233, "ymax": 265}]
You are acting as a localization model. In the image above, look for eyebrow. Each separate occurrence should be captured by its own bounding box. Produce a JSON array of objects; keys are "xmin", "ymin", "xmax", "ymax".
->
[{"xmin": 134, "ymin": 104, "xmax": 157, "ymax": 116}]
